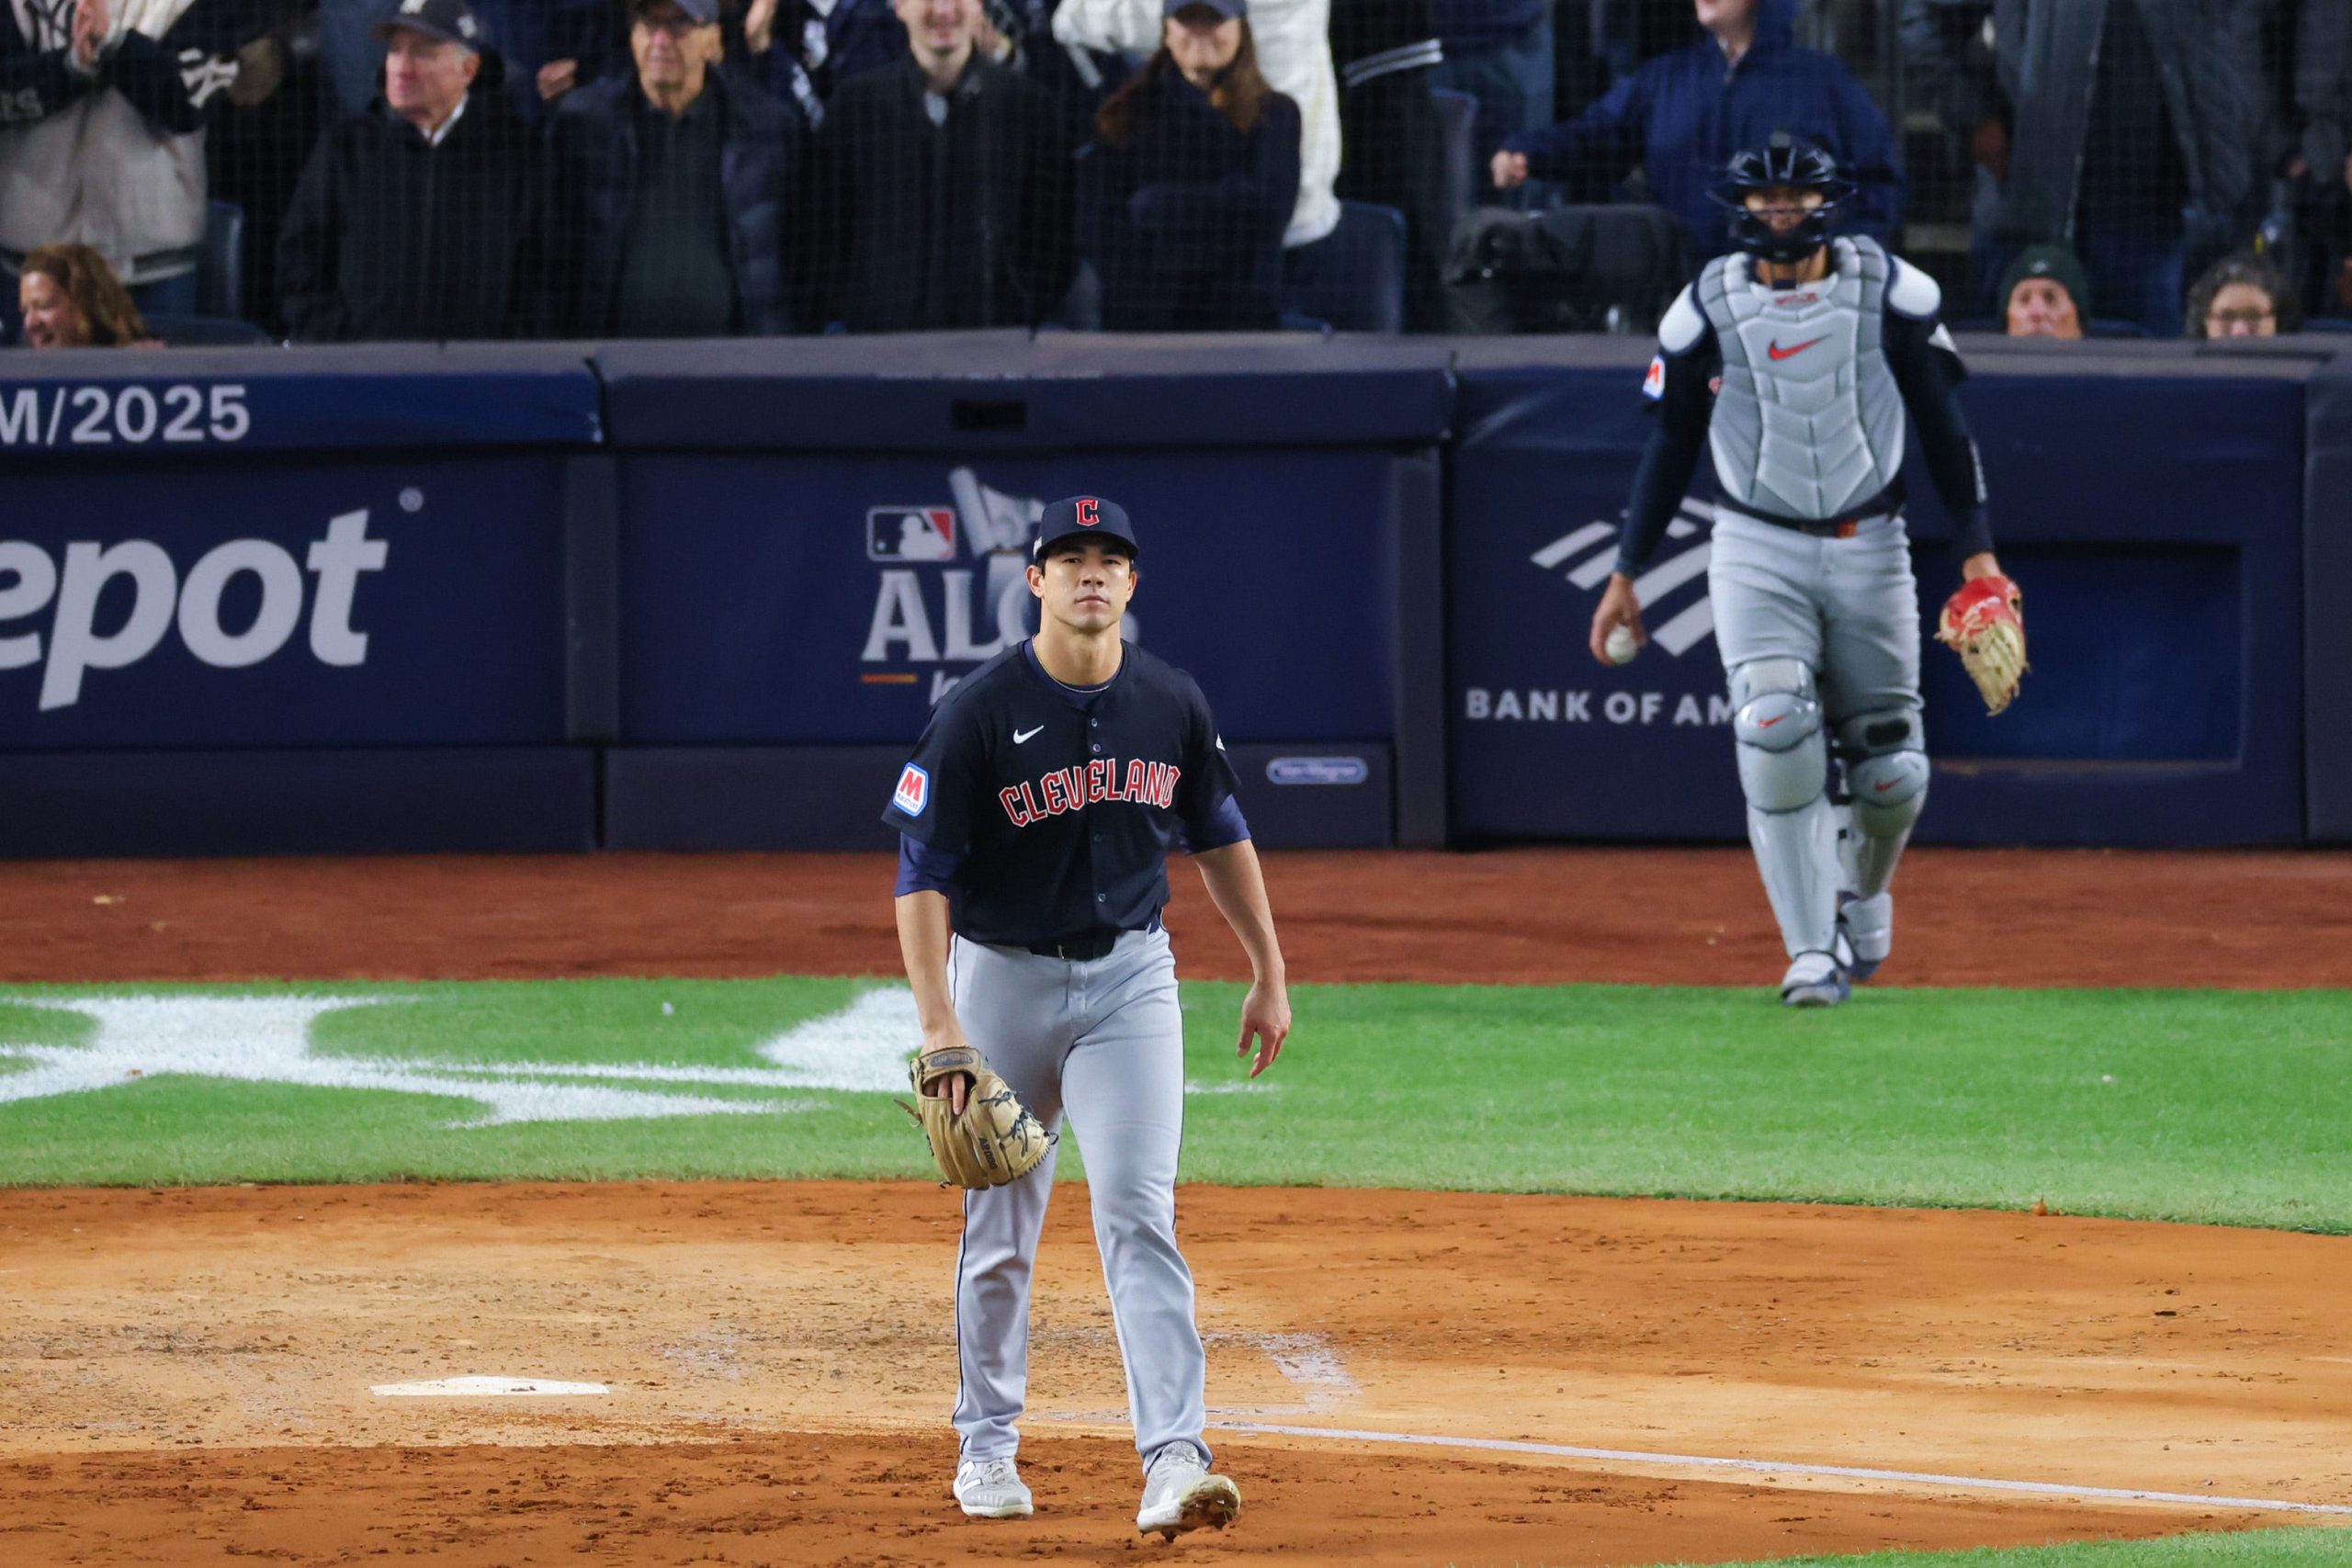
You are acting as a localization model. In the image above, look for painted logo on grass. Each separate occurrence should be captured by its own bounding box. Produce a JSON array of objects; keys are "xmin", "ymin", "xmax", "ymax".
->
[{"xmin": 0, "ymin": 990, "xmax": 922, "ymax": 1127}]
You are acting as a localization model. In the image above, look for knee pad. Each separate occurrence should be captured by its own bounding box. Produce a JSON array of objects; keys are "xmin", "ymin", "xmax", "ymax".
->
[
  {"xmin": 1838, "ymin": 709, "xmax": 1928, "ymax": 838},
  {"xmin": 1730, "ymin": 659, "xmax": 1826, "ymax": 814}
]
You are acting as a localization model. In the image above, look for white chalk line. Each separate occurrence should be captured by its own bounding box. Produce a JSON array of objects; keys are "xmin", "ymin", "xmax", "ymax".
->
[{"xmin": 1203, "ymin": 1421, "xmax": 2352, "ymax": 1517}]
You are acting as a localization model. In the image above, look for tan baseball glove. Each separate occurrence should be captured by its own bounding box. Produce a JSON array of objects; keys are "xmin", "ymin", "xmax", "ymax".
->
[
  {"xmin": 1936, "ymin": 574, "xmax": 2028, "ymax": 716},
  {"xmin": 901, "ymin": 1044, "xmax": 1051, "ymax": 1189}
]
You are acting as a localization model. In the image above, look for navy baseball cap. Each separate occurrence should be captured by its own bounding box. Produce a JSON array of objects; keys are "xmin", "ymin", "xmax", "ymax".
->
[
  {"xmin": 634, "ymin": 0, "xmax": 721, "ymax": 23},
  {"xmin": 374, "ymin": 0, "xmax": 487, "ymax": 47},
  {"xmin": 1165, "ymin": 0, "xmax": 1246, "ymax": 18},
  {"xmin": 1033, "ymin": 495, "xmax": 1138, "ymax": 563}
]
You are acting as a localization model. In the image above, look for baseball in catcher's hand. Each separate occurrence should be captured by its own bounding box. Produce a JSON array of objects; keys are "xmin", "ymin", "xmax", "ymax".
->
[{"xmin": 1589, "ymin": 572, "xmax": 1647, "ymax": 667}]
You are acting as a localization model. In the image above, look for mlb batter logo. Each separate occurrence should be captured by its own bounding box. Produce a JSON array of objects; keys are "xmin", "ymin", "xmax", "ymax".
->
[
  {"xmin": 867, "ymin": 507, "xmax": 958, "ymax": 563},
  {"xmin": 893, "ymin": 762, "xmax": 930, "ymax": 817},
  {"xmin": 1642, "ymin": 356, "xmax": 1666, "ymax": 400}
]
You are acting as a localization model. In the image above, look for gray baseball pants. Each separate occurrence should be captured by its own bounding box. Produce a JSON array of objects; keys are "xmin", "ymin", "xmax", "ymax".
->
[
  {"xmin": 1709, "ymin": 511, "xmax": 1924, "ymax": 957},
  {"xmin": 945, "ymin": 926, "xmax": 1209, "ymax": 1472}
]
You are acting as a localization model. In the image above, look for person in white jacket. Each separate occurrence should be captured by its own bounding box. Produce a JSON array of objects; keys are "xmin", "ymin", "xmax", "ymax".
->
[
  {"xmin": 0, "ymin": 0, "xmax": 246, "ymax": 310},
  {"xmin": 1053, "ymin": 0, "xmax": 1337, "ymax": 247}
]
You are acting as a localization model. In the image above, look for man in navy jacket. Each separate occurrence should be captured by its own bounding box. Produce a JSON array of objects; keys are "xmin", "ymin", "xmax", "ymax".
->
[
  {"xmin": 1491, "ymin": 0, "xmax": 1901, "ymax": 261},
  {"xmin": 544, "ymin": 0, "xmax": 801, "ymax": 337}
]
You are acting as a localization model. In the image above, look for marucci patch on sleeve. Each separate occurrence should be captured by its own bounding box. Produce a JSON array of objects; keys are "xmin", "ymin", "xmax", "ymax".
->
[
  {"xmin": 892, "ymin": 763, "xmax": 931, "ymax": 816},
  {"xmin": 1642, "ymin": 356, "xmax": 1666, "ymax": 400}
]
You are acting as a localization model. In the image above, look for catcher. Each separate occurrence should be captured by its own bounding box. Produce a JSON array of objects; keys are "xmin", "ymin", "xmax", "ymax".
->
[
  {"xmin": 1589, "ymin": 135, "xmax": 2027, "ymax": 1007},
  {"xmin": 883, "ymin": 496, "xmax": 1291, "ymax": 1538}
]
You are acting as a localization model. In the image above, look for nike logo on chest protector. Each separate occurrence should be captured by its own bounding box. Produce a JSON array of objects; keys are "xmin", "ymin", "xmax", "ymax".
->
[{"xmin": 1699, "ymin": 239, "xmax": 1907, "ymax": 523}]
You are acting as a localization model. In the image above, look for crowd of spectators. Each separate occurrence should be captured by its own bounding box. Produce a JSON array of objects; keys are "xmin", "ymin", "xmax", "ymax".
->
[{"xmin": 1, "ymin": 0, "xmax": 2346, "ymax": 345}]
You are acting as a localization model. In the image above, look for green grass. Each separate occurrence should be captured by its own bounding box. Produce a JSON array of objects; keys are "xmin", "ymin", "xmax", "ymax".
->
[
  {"xmin": 0, "ymin": 978, "xmax": 2346, "ymax": 1231},
  {"xmin": 1640, "ymin": 1524, "xmax": 2352, "ymax": 1566}
]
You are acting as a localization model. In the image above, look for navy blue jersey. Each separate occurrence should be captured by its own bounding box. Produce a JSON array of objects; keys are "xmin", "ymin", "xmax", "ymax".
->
[{"xmin": 881, "ymin": 639, "xmax": 1247, "ymax": 946}]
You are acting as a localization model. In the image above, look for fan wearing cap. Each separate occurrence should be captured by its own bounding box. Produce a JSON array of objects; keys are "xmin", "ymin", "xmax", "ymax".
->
[
  {"xmin": 1588, "ymin": 133, "xmax": 2019, "ymax": 1008},
  {"xmin": 541, "ymin": 0, "xmax": 801, "ymax": 337},
  {"xmin": 278, "ymin": 0, "xmax": 544, "ymax": 342},
  {"xmin": 1079, "ymin": 0, "xmax": 1303, "ymax": 330},
  {"xmin": 882, "ymin": 495, "xmax": 1290, "ymax": 1539}
]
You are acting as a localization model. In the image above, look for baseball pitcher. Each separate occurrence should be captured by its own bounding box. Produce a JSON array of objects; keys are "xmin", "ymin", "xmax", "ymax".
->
[{"xmin": 885, "ymin": 495, "xmax": 1292, "ymax": 1538}]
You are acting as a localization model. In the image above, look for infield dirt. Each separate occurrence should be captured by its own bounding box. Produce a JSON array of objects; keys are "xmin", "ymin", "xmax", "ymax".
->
[
  {"xmin": 3, "ymin": 848, "xmax": 2348, "ymax": 1565},
  {"xmin": 4, "ymin": 1180, "xmax": 2344, "ymax": 1565}
]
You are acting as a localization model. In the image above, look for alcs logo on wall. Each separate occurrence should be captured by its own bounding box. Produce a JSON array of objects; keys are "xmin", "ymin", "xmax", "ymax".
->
[
  {"xmin": 860, "ymin": 468, "xmax": 1131, "ymax": 705},
  {"xmin": 2, "ymin": 510, "xmax": 388, "ymax": 712}
]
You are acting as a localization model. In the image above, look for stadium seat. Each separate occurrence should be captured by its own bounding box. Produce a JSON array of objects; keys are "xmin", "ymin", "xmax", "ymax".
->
[
  {"xmin": 1430, "ymin": 87, "xmax": 1478, "ymax": 221},
  {"xmin": 1281, "ymin": 200, "xmax": 1408, "ymax": 334},
  {"xmin": 197, "ymin": 200, "xmax": 245, "ymax": 321},
  {"xmin": 142, "ymin": 312, "xmax": 273, "ymax": 346}
]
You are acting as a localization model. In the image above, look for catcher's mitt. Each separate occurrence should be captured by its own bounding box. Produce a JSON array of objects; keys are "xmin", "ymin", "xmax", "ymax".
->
[
  {"xmin": 1936, "ymin": 574, "xmax": 2028, "ymax": 716},
  {"xmin": 901, "ymin": 1044, "xmax": 1051, "ymax": 1189}
]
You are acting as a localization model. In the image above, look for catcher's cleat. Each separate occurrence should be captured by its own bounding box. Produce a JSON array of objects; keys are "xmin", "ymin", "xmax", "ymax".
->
[
  {"xmin": 1780, "ymin": 950, "xmax": 1850, "ymax": 1008},
  {"xmin": 1838, "ymin": 891, "xmax": 1892, "ymax": 983},
  {"xmin": 1136, "ymin": 1445, "xmax": 1239, "ymax": 1540},
  {"xmin": 955, "ymin": 1456, "xmax": 1035, "ymax": 1519}
]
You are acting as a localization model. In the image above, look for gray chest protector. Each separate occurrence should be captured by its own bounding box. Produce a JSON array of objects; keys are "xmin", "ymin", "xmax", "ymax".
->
[{"xmin": 1700, "ymin": 237, "xmax": 1907, "ymax": 522}]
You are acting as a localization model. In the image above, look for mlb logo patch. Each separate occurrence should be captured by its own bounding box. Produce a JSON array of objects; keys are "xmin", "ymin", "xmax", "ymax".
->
[
  {"xmin": 892, "ymin": 763, "xmax": 930, "ymax": 817},
  {"xmin": 867, "ymin": 507, "xmax": 957, "ymax": 563},
  {"xmin": 1641, "ymin": 356, "xmax": 1666, "ymax": 400}
]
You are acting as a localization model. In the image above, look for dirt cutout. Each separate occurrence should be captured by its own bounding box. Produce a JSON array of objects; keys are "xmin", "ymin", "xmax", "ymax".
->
[{"xmin": 2, "ymin": 846, "xmax": 2348, "ymax": 987}]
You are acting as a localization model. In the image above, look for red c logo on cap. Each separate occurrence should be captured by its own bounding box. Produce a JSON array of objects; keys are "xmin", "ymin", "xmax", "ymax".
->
[{"xmin": 1076, "ymin": 498, "xmax": 1100, "ymax": 527}]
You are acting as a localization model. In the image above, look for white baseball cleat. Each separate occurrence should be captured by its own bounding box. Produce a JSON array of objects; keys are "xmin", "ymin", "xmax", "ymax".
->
[
  {"xmin": 1780, "ymin": 950, "xmax": 1850, "ymax": 1008},
  {"xmin": 1838, "ymin": 891, "xmax": 1893, "ymax": 983},
  {"xmin": 1135, "ymin": 1444, "xmax": 1240, "ymax": 1540},
  {"xmin": 954, "ymin": 1456, "xmax": 1035, "ymax": 1519}
]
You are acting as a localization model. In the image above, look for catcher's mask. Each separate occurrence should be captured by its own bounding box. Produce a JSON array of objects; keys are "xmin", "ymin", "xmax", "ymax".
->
[{"xmin": 1710, "ymin": 132, "xmax": 1854, "ymax": 265}]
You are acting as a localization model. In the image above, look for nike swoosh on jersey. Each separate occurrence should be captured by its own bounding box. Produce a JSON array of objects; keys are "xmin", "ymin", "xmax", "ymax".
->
[
  {"xmin": 1767, "ymin": 336, "xmax": 1828, "ymax": 361},
  {"xmin": 1013, "ymin": 726, "xmax": 1045, "ymax": 744}
]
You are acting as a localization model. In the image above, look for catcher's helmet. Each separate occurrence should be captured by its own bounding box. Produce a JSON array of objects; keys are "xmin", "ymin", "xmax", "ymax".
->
[{"xmin": 1710, "ymin": 132, "xmax": 1855, "ymax": 264}]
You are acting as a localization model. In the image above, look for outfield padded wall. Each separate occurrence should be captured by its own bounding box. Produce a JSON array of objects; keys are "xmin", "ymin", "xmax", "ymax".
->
[
  {"xmin": 0, "ymin": 334, "xmax": 2339, "ymax": 854},
  {"xmin": 2304, "ymin": 350, "xmax": 2352, "ymax": 843}
]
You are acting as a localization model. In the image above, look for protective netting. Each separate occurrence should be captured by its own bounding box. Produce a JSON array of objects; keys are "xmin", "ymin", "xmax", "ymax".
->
[{"xmin": 0, "ymin": 0, "xmax": 2335, "ymax": 345}]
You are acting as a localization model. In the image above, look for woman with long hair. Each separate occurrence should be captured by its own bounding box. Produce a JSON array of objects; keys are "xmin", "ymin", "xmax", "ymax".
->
[
  {"xmin": 1080, "ymin": 0, "xmax": 1301, "ymax": 330},
  {"xmin": 17, "ymin": 244, "xmax": 154, "ymax": 349}
]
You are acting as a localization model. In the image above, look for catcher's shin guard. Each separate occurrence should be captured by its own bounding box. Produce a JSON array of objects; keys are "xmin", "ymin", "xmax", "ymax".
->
[
  {"xmin": 1837, "ymin": 708, "xmax": 1928, "ymax": 899},
  {"xmin": 1732, "ymin": 660, "xmax": 1838, "ymax": 960}
]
